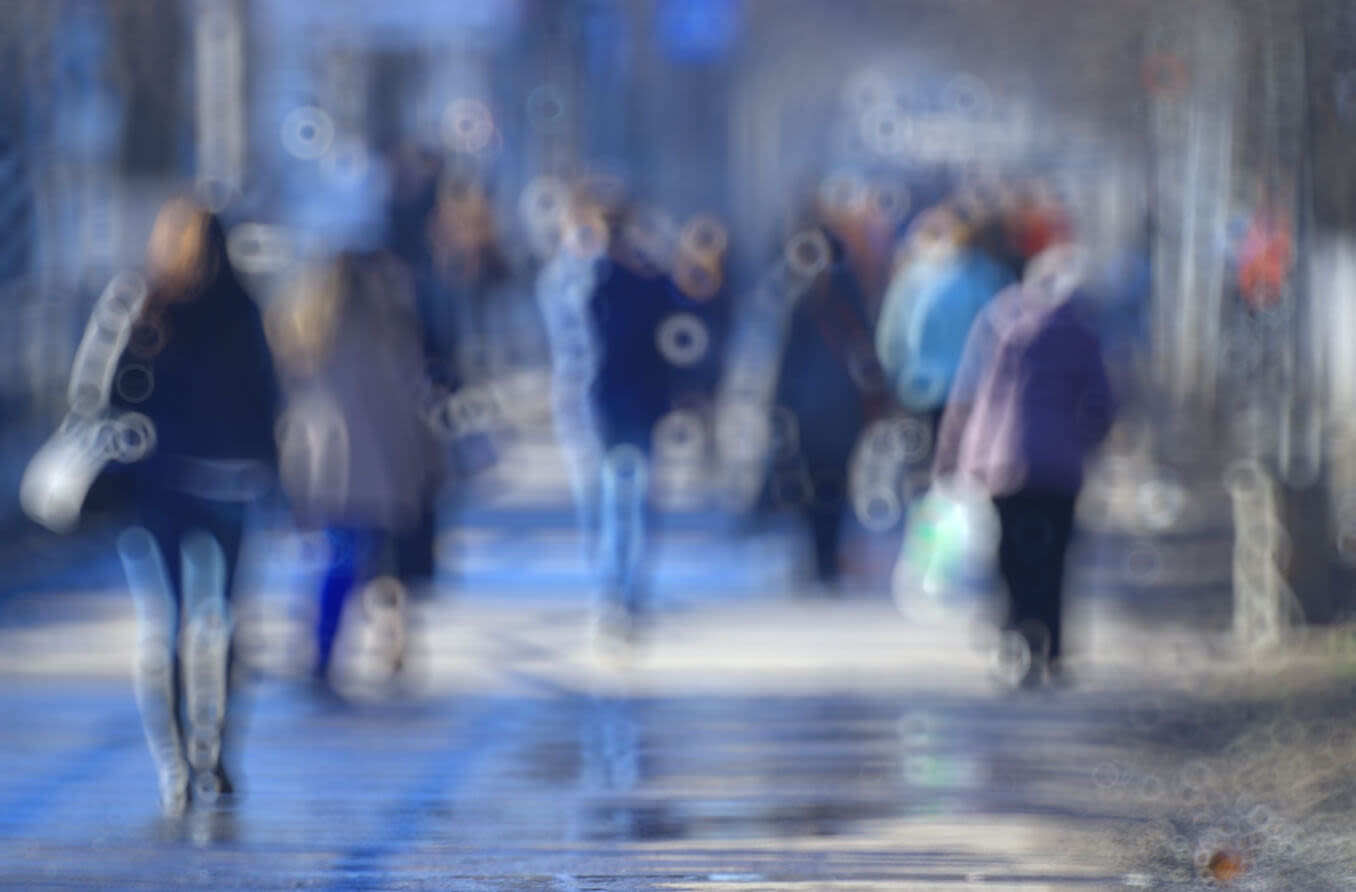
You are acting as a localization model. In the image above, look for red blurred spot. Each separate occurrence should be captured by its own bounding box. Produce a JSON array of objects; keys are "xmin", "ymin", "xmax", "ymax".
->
[
  {"xmin": 1237, "ymin": 215, "xmax": 1292, "ymax": 311},
  {"xmin": 1143, "ymin": 54, "xmax": 1190, "ymax": 96},
  {"xmin": 1207, "ymin": 849, "xmax": 1246, "ymax": 884},
  {"xmin": 1006, "ymin": 204, "xmax": 1073, "ymax": 263}
]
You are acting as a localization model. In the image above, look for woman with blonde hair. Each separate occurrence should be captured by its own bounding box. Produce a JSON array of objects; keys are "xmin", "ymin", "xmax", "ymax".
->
[{"xmin": 268, "ymin": 250, "xmax": 441, "ymax": 691}]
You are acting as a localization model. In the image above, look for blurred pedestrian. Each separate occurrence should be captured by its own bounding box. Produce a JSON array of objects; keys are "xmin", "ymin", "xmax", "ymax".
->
[
  {"xmin": 101, "ymin": 196, "xmax": 279, "ymax": 815},
  {"xmin": 876, "ymin": 202, "xmax": 1015, "ymax": 452},
  {"xmin": 268, "ymin": 251, "xmax": 442, "ymax": 692},
  {"xmin": 537, "ymin": 185, "xmax": 727, "ymax": 638},
  {"xmin": 932, "ymin": 243, "xmax": 1117, "ymax": 687},
  {"xmin": 774, "ymin": 190, "xmax": 891, "ymax": 590},
  {"xmin": 428, "ymin": 173, "xmax": 516, "ymax": 387}
]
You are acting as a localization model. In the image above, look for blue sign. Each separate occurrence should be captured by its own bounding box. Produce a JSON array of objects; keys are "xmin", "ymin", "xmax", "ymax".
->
[
  {"xmin": 258, "ymin": 0, "xmax": 523, "ymax": 49},
  {"xmin": 656, "ymin": 0, "xmax": 740, "ymax": 63}
]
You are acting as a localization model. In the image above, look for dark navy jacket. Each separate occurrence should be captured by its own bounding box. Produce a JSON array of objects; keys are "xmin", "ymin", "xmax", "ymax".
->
[
  {"xmin": 775, "ymin": 229, "xmax": 875, "ymax": 468},
  {"xmin": 109, "ymin": 270, "xmax": 279, "ymax": 497},
  {"xmin": 587, "ymin": 260, "xmax": 678, "ymax": 453}
]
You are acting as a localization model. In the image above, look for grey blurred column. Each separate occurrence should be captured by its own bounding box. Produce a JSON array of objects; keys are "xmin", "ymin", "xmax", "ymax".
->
[
  {"xmin": 1145, "ymin": 0, "xmax": 1241, "ymax": 417},
  {"xmin": 192, "ymin": 0, "xmax": 247, "ymax": 210}
]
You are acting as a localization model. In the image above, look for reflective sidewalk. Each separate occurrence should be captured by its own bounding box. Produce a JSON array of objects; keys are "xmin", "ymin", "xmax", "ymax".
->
[{"xmin": 2, "ymin": 589, "xmax": 1353, "ymax": 891}]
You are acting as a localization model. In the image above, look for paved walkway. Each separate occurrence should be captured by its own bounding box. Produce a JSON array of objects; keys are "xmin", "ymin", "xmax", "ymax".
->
[
  {"xmin": 3, "ymin": 586, "xmax": 1355, "ymax": 891},
  {"xmin": 4, "ymin": 403, "xmax": 1352, "ymax": 890}
]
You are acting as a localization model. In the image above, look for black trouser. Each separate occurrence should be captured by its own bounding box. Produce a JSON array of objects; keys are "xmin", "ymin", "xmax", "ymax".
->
[
  {"xmin": 926, "ymin": 406, "xmax": 946, "ymax": 459},
  {"xmin": 803, "ymin": 462, "xmax": 849, "ymax": 585},
  {"xmin": 394, "ymin": 501, "xmax": 438, "ymax": 592},
  {"xmin": 807, "ymin": 501, "xmax": 844, "ymax": 584},
  {"xmin": 992, "ymin": 489, "xmax": 1078, "ymax": 662}
]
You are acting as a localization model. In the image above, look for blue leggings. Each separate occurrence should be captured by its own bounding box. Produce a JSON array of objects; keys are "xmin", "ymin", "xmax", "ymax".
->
[
  {"xmin": 597, "ymin": 445, "xmax": 651, "ymax": 613},
  {"xmin": 313, "ymin": 528, "xmax": 386, "ymax": 677}
]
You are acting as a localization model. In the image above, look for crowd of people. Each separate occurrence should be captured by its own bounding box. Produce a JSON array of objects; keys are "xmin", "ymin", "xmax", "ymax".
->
[{"xmin": 22, "ymin": 146, "xmax": 1143, "ymax": 817}]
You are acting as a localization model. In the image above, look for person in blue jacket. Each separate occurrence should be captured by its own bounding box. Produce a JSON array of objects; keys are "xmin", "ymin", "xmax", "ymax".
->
[{"xmin": 876, "ymin": 203, "xmax": 1015, "ymax": 452}]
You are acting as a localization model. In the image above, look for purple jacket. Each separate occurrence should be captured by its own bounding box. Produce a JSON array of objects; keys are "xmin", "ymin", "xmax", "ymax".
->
[{"xmin": 933, "ymin": 284, "xmax": 1116, "ymax": 496}]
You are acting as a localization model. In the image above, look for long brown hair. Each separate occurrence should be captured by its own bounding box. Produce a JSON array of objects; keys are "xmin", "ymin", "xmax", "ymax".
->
[{"xmin": 144, "ymin": 195, "xmax": 232, "ymax": 311}]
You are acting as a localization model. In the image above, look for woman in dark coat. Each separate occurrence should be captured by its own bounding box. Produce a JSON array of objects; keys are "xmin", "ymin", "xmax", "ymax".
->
[
  {"xmin": 108, "ymin": 196, "xmax": 280, "ymax": 815},
  {"xmin": 773, "ymin": 202, "xmax": 891, "ymax": 589}
]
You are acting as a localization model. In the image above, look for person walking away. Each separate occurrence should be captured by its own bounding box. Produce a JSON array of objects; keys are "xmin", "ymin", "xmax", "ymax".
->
[
  {"xmin": 268, "ymin": 251, "xmax": 442, "ymax": 694},
  {"xmin": 775, "ymin": 198, "xmax": 891, "ymax": 591},
  {"xmin": 107, "ymin": 196, "xmax": 280, "ymax": 815},
  {"xmin": 876, "ymin": 203, "xmax": 1015, "ymax": 455},
  {"xmin": 932, "ymin": 243, "xmax": 1116, "ymax": 688}
]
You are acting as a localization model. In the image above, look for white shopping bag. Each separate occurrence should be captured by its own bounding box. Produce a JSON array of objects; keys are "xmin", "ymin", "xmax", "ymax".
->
[{"xmin": 892, "ymin": 477, "xmax": 1000, "ymax": 619}]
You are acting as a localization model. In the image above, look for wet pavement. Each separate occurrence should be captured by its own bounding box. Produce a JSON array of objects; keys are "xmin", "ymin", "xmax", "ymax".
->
[
  {"xmin": 0, "ymin": 412, "xmax": 1346, "ymax": 891},
  {"xmin": 2, "ymin": 590, "xmax": 1355, "ymax": 891}
]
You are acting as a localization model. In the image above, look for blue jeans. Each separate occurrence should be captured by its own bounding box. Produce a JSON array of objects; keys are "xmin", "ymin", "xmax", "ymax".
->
[
  {"xmin": 313, "ymin": 527, "xmax": 385, "ymax": 677},
  {"xmin": 597, "ymin": 445, "xmax": 651, "ymax": 615},
  {"xmin": 121, "ymin": 489, "xmax": 250, "ymax": 797}
]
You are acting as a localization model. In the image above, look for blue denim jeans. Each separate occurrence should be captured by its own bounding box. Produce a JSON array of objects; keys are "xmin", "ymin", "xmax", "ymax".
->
[
  {"xmin": 596, "ymin": 445, "xmax": 651, "ymax": 615},
  {"xmin": 313, "ymin": 527, "xmax": 385, "ymax": 677}
]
